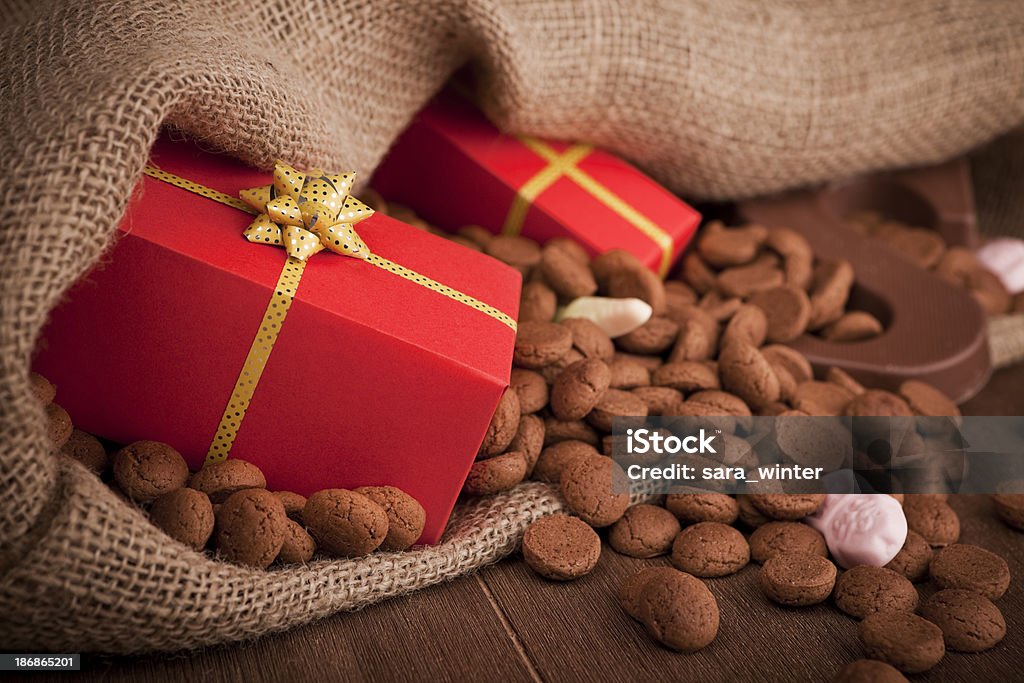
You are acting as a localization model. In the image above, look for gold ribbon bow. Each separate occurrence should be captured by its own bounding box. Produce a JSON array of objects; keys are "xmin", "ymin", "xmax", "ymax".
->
[{"xmin": 239, "ymin": 161, "xmax": 375, "ymax": 261}]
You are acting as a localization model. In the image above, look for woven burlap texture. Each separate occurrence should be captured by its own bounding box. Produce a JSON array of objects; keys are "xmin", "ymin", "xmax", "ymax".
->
[{"xmin": 2, "ymin": 0, "xmax": 1023, "ymax": 654}]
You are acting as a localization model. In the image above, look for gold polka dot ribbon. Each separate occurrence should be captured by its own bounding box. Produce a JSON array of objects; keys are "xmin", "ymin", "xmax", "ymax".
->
[
  {"xmin": 142, "ymin": 163, "xmax": 516, "ymax": 465},
  {"xmin": 502, "ymin": 138, "xmax": 675, "ymax": 277}
]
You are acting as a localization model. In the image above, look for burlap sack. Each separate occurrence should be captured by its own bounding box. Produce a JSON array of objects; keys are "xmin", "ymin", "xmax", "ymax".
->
[{"xmin": 2, "ymin": 0, "xmax": 1023, "ymax": 654}]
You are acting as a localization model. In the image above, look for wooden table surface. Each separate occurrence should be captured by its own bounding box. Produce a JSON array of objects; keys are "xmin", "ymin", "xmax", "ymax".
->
[{"xmin": 51, "ymin": 363, "xmax": 1024, "ymax": 683}]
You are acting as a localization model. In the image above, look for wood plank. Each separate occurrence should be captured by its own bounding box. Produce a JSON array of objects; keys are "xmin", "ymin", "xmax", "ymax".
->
[
  {"xmin": 480, "ymin": 496, "xmax": 1024, "ymax": 682},
  {"xmin": 476, "ymin": 365, "xmax": 1024, "ymax": 682},
  {"xmin": 37, "ymin": 363, "xmax": 1024, "ymax": 681},
  {"xmin": 70, "ymin": 574, "xmax": 535, "ymax": 683}
]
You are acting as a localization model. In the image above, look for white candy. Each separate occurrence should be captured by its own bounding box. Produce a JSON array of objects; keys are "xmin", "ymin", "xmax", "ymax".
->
[
  {"xmin": 556, "ymin": 296, "xmax": 653, "ymax": 338},
  {"xmin": 805, "ymin": 493, "xmax": 907, "ymax": 569},
  {"xmin": 976, "ymin": 238, "xmax": 1024, "ymax": 295}
]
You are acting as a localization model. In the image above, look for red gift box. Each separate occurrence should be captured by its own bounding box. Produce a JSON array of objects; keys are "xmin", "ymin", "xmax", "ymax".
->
[
  {"xmin": 372, "ymin": 89, "xmax": 701, "ymax": 276},
  {"xmin": 33, "ymin": 134, "xmax": 521, "ymax": 544}
]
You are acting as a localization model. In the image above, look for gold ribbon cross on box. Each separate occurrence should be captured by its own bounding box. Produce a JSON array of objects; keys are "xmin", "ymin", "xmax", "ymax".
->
[{"xmin": 502, "ymin": 137, "xmax": 676, "ymax": 277}]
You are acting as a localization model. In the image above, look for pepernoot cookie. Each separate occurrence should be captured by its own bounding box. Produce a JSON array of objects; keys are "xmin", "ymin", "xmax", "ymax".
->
[
  {"xmin": 665, "ymin": 492, "xmax": 739, "ymax": 525},
  {"xmin": 188, "ymin": 458, "xmax": 267, "ymax": 503},
  {"xmin": 510, "ymin": 369, "xmax": 549, "ymax": 414},
  {"xmin": 484, "ymin": 235, "xmax": 541, "ymax": 273},
  {"xmin": 513, "ymin": 322, "xmax": 573, "ymax": 369},
  {"xmin": 585, "ymin": 389, "xmax": 648, "ymax": 432},
  {"xmin": 479, "ymin": 387, "xmax": 521, "ymax": 456},
  {"xmin": 760, "ymin": 552, "xmax": 837, "ymax": 606},
  {"xmin": 929, "ymin": 544, "xmax": 1010, "ymax": 600},
  {"xmin": 509, "ymin": 414, "xmax": 545, "ymax": 474},
  {"xmin": 748, "ymin": 285, "xmax": 812, "ymax": 343},
  {"xmin": 665, "ymin": 279, "xmax": 699, "ymax": 314},
  {"xmin": 825, "ymin": 367, "xmax": 866, "ymax": 396},
  {"xmin": 551, "ymin": 358, "xmax": 611, "ymax": 420},
  {"xmin": 616, "ymin": 317, "xmax": 680, "ymax": 355},
  {"xmin": 832, "ymin": 659, "xmax": 909, "ymax": 683},
  {"xmin": 966, "ymin": 268, "xmax": 1013, "ymax": 314},
  {"xmin": 560, "ymin": 455, "xmax": 631, "ymax": 527},
  {"xmin": 615, "ymin": 352, "xmax": 665, "ymax": 371},
  {"xmin": 991, "ymin": 492, "xmax": 1024, "ymax": 531},
  {"xmin": 898, "ymin": 379, "xmax": 960, "ymax": 420},
  {"xmin": 608, "ymin": 504, "xmax": 682, "ymax": 558},
  {"xmin": 737, "ymin": 495, "xmax": 771, "ymax": 529},
  {"xmin": 844, "ymin": 390, "xmax": 913, "ymax": 418},
  {"xmin": 884, "ymin": 530, "xmax": 932, "ymax": 583},
  {"xmin": 679, "ymin": 251, "xmax": 717, "ymax": 294},
  {"xmin": 540, "ymin": 241, "xmax": 598, "ymax": 299},
  {"xmin": 747, "ymin": 493, "xmax": 825, "ymax": 521},
  {"xmin": 749, "ymin": 522, "xmax": 828, "ymax": 564},
  {"xmin": 277, "ymin": 518, "xmax": 317, "ymax": 564},
  {"xmin": 670, "ymin": 521, "xmax": 750, "ymax": 577},
  {"xmin": 522, "ymin": 514, "xmax": 601, "ymax": 580},
  {"xmin": 697, "ymin": 222, "xmax": 765, "ymax": 267},
  {"xmin": 216, "ymin": 489, "xmax": 288, "ymax": 568},
  {"xmin": 543, "ymin": 416, "xmax": 600, "ymax": 447},
  {"xmin": 903, "ymin": 498, "xmax": 960, "ymax": 548},
  {"xmin": 761, "ymin": 344, "xmax": 814, "ymax": 384},
  {"xmin": 688, "ymin": 389, "xmax": 752, "ymax": 416},
  {"xmin": 465, "ymin": 451, "xmax": 528, "ymax": 495},
  {"xmin": 639, "ymin": 570, "xmax": 720, "ymax": 652},
  {"xmin": 608, "ymin": 357, "xmax": 652, "ymax": 389},
  {"xmin": 716, "ymin": 259, "xmax": 785, "ymax": 298},
  {"xmin": 859, "ymin": 611, "xmax": 945, "ymax": 674},
  {"xmin": 606, "ymin": 267, "xmax": 667, "ymax": 315},
  {"xmin": 546, "ymin": 237, "xmax": 590, "ymax": 264},
  {"xmin": 112, "ymin": 440, "xmax": 190, "ymax": 503},
  {"xmin": 669, "ymin": 310, "xmax": 718, "ymax": 362},
  {"xmin": 46, "ymin": 403, "xmax": 74, "ymax": 448},
  {"xmin": 721, "ymin": 304, "xmax": 768, "ymax": 348},
  {"xmin": 821, "ymin": 312, "xmax": 883, "ymax": 342},
  {"xmin": 539, "ymin": 348, "xmax": 585, "ymax": 384},
  {"xmin": 718, "ymin": 341, "xmax": 781, "ymax": 410},
  {"xmin": 560, "ymin": 317, "xmax": 616, "ymax": 361},
  {"xmin": 620, "ymin": 566, "xmax": 683, "ymax": 620},
  {"xmin": 834, "ymin": 566, "xmax": 918, "ymax": 619},
  {"xmin": 149, "ymin": 487, "xmax": 215, "ymax": 551},
  {"xmin": 883, "ymin": 227, "xmax": 945, "ymax": 269},
  {"xmin": 30, "ymin": 371, "xmax": 57, "ymax": 405},
  {"xmin": 808, "ymin": 259, "xmax": 854, "ymax": 330},
  {"xmin": 696, "ymin": 288, "xmax": 740, "ymax": 322},
  {"xmin": 519, "ymin": 281, "xmax": 557, "ymax": 323},
  {"xmin": 532, "ymin": 440, "xmax": 598, "ymax": 483},
  {"xmin": 767, "ymin": 228, "xmax": 814, "ymax": 290},
  {"xmin": 631, "ymin": 386, "xmax": 685, "ymax": 416},
  {"xmin": 274, "ymin": 491, "xmax": 308, "ymax": 521},
  {"xmin": 591, "ymin": 249, "xmax": 645, "ymax": 289},
  {"xmin": 651, "ymin": 361, "xmax": 720, "ymax": 393},
  {"xmin": 354, "ymin": 485, "xmax": 426, "ymax": 551},
  {"xmin": 540, "ymin": 350, "xmax": 589, "ymax": 387},
  {"xmin": 792, "ymin": 380, "xmax": 854, "ymax": 416},
  {"xmin": 920, "ymin": 589, "xmax": 1006, "ymax": 652},
  {"xmin": 60, "ymin": 429, "xmax": 109, "ymax": 475},
  {"xmin": 303, "ymin": 489, "xmax": 389, "ymax": 557}
]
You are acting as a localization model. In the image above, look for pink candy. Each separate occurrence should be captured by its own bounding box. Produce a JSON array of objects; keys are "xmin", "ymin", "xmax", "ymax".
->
[
  {"xmin": 806, "ymin": 493, "xmax": 908, "ymax": 569},
  {"xmin": 977, "ymin": 238, "xmax": 1024, "ymax": 295}
]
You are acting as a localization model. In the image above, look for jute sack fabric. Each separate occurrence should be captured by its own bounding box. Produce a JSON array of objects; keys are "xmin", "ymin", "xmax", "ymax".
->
[
  {"xmin": 974, "ymin": 127, "xmax": 1024, "ymax": 368},
  {"xmin": 2, "ymin": 0, "xmax": 1023, "ymax": 653}
]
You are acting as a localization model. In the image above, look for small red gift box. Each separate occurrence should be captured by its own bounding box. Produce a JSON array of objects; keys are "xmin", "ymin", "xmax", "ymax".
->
[
  {"xmin": 372, "ymin": 89, "xmax": 701, "ymax": 276},
  {"xmin": 34, "ymin": 134, "xmax": 521, "ymax": 544}
]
